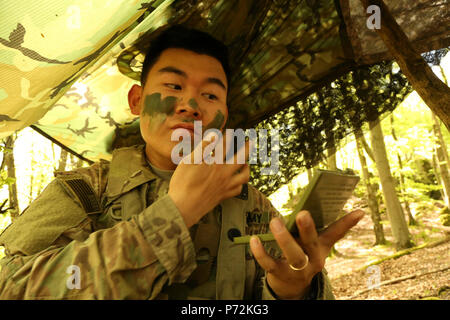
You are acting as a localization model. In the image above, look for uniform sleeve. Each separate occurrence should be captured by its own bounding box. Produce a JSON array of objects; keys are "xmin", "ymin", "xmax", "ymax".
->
[
  {"xmin": 0, "ymin": 180, "xmax": 196, "ymax": 299},
  {"xmin": 260, "ymin": 271, "xmax": 336, "ymax": 300}
]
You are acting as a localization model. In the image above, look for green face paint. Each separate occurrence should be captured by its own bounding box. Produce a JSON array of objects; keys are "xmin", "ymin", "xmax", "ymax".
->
[
  {"xmin": 142, "ymin": 93, "xmax": 178, "ymax": 131},
  {"xmin": 188, "ymin": 98, "xmax": 199, "ymax": 110},
  {"xmin": 204, "ymin": 110, "xmax": 225, "ymax": 131},
  {"xmin": 142, "ymin": 93, "xmax": 225, "ymax": 134},
  {"xmin": 143, "ymin": 93, "xmax": 177, "ymax": 117}
]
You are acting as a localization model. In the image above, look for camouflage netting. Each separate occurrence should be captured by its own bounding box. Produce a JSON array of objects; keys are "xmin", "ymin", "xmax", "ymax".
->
[
  {"xmin": 422, "ymin": 48, "xmax": 450, "ymax": 66},
  {"xmin": 0, "ymin": 0, "xmax": 448, "ymax": 192},
  {"xmin": 250, "ymin": 61, "xmax": 413, "ymax": 195},
  {"xmin": 251, "ymin": 48, "xmax": 450, "ymax": 195}
]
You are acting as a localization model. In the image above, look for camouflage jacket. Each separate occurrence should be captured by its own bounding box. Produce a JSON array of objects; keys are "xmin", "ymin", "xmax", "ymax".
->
[{"xmin": 0, "ymin": 145, "xmax": 334, "ymax": 299}]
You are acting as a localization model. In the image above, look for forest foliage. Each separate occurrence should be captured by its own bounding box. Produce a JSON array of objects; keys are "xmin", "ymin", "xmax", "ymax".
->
[{"xmin": 271, "ymin": 91, "xmax": 449, "ymax": 214}]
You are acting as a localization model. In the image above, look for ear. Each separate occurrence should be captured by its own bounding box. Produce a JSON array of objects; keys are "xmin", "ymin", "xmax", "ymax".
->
[{"xmin": 128, "ymin": 84, "xmax": 143, "ymax": 115}]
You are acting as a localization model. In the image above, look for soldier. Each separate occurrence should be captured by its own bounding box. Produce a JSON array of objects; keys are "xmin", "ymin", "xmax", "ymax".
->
[{"xmin": 0, "ymin": 25, "xmax": 364, "ymax": 299}]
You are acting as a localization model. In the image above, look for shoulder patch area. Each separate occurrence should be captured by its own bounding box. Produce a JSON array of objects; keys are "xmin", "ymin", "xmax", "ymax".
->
[
  {"xmin": 0, "ymin": 180, "xmax": 89, "ymax": 255},
  {"xmin": 55, "ymin": 174, "xmax": 101, "ymax": 214},
  {"xmin": 54, "ymin": 159, "xmax": 110, "ymax": 200}
]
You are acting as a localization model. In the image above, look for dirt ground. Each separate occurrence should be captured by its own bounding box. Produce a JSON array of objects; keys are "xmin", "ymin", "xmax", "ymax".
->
[{"xmin": 324, "ymin": 198, "xmax": 450, "ymax": 300}]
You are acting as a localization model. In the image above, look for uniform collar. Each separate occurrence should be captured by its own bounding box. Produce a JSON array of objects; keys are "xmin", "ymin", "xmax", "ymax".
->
[
  {"xmin": 105, "ymin": 144, "xmax": 249, "ymax": 200},
  {"xmin": 147, "ymin": 161, "xmax": 174, "ymax": 181},
  {"xmin": 105, "ymin": 145, "xmax": 159, "ymax": 198}
]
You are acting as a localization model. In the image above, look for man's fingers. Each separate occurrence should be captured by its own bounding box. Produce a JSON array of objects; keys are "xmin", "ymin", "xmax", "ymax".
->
[
  {"xmin": 201, "ymin": 131, "xmax": 222, "ymax": 162},
  {"xmin": 319, "ymin": 210, "xmax": 365, "ymax": 250},
  {"xmin": 229, "ymin": 164, "xmax": 250, "ymax": 187},
  {"xmin": 295, "ymin": 211, "xmax": 322, "ymax": 269},
  {"xmin": 182, "ymin": 131, "xmax": 220, "ymax": 164},
  {"xmin": 270, "ymin": 217, "xmax": 309, "ymax": 272},
  {"xmin": 191, "ymin": 131, "xmax": 252, "ymax": 168},
  {"xmin": 249, "ymin": 236, "xmax": 280, "ymax": 275},
  {"xmin": 225, "ymin": 138, "xmax": 250, "ymax": 166}
]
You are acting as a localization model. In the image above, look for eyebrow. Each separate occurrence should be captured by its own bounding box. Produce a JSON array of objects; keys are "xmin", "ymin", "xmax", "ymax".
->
[
  {"xmin": 206, "ymin": 77, "xmax": 227, "ymax": 91},
  {"xmin": 158, "ymin": 66, "xmax": 227, "ymax": 91},
  {"xmin": 158, "ymin": 66, "xmax": 187, "ymax": 77}
]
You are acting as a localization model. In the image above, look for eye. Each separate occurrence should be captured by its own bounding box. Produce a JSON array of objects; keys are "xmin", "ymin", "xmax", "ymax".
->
[
  {"xmin": 165, "ymin": 83, "xmax": 182, "ymax": 90},
  {"xmin": 203, "ymin": 93, "xmax": 218, "ymax": 101}
]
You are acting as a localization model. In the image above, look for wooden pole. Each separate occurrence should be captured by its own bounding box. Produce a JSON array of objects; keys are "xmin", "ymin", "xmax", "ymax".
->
[{"xmin": 360, "ymin": 0, "xmax": 450, "ymax": 131}]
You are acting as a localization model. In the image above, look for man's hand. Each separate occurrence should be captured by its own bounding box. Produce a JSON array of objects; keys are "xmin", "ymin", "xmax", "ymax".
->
[
  {"xmin": 168, "ymin": 133, "xmax": 251, "ymax": 228},
  {"xmin": 250, "ymin": 209, "xmax": 365, "ymax": 299}
]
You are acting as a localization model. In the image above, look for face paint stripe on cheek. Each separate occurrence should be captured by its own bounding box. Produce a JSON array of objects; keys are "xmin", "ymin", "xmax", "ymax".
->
[
  {"xmin": 162, "ymin": 96, "xmax": 177, "ymax": 115},
  {"xmin": 143, "ymin": 93, "xmax": 162, "ymax": 117},
  {"xmin": 143, "ymin": 93, "xmax": 178, "ymax": 117},
  {"xmin": 204, "ymin": 110, "xmax": 225, "ymax": 131},
  {"xmin": 142, "ymin": 92, "xmax": 179, "ymax": 133}
]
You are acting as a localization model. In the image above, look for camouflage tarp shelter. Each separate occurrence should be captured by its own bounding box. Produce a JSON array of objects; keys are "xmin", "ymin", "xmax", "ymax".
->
[{"xmin": 1, "ymin": 1, "xmax": 449, "ymax": 185}]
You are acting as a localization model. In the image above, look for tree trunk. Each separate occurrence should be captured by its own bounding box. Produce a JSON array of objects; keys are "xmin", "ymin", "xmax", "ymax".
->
[
  {"xmin": 360, "ymin": 0, "xmax": 450, "ymax": 130},
  {"xmin": 58, "ymin": 149, "xmax": 69, "ymax": 172},
  {"xmin": 29, "ymin": 148, "xmax": 35, "ymax": 206},
  {"xmin": 431, "ymin": 112, "xmax": 450, "ymax": 207},
  {"xmin": 360, "ymin": 132, "xmax": 375, "ymax": 162},
  {"xmin": 369, "ymin": 118, "xmax": 414, "ymax": 250},
  {"xmin": 390, "ymin": 116, "xmax": 416, "ymax": 225},
  {"xmin": 71, "ymin": 153, "xmax": 84, "ymax": 169},
  {"xmin": 397, "ymin": 152, "xmax": 416, "ymax": 226},
  {"xmin": 4, "ymin": 135, "xmax": 20, "ymax": 221},
  {"xmin": 355, "ymin": 129, "xmax": 386, "ymax": 245},
  {"xmin": 35, "ymin": 172, "xmax": 46, "ymax": 197},
  {"xmin": 431, "ymin": 154, "xmax": 446, "ymax": 201},
  {"xmin": 306, "ymin": 168, "xmax": 313, "ymax": 182},
  {"xmin": 326, "ymin": 146, "xmax": 338, "ymax": 171}
]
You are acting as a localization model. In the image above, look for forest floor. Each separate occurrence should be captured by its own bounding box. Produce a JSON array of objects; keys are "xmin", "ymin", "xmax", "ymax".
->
[{"xmin": 324, "ymin": 197, "xmax": 450, "ymax": 300}]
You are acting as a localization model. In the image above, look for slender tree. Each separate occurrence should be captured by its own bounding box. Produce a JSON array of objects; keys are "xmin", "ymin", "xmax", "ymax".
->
[
  {"xmin": 3, "ymin": 135, "xmax": 20, "ymax": 221},
  {"xmin": 58, "ymin": 149, "xmax": 69, "ymax": 172},
  {"xmin": 306, "ymin": 168, "xmax": 313, "ymax": 182},
  {"xmin": 390, "ymin": 115, "xmax": 416, "ymax": 225},
  {"xmin": 428, "ymin": 66, "xmax": 450, "ymax": 207},
  {"xmin": 431, "ymin": 154, "xmax": 446, "ymax": 201},
  {"xmin": 355, "ymin": 129, "xmax": 386, "ymax": 244},
  {"xmin": 71, "ymin": 153, "xmax": 84, "ymax": 169},
  {"xmin": 359, "ymin": 133, "xmax": 375, "ymax": 162},
  {"xmin": 369, "ymin": 118, "xmax": 414, "ymax": 250},
  {"xmin": 326, "ymin": 147, "xmax": 338, "ymax": 171},
  {"xmin": 431, "ymin": 112, "xmax": 450, "ymax": 207},
  {"xmin": 29, "ymin": 145, "xmax": 35, "ymax": 206}
]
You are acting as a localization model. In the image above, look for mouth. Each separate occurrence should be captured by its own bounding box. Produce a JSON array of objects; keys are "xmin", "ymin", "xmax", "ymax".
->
[{"xmin": 171, "ymin": 123, "xmax": 196, "ymax": 135}]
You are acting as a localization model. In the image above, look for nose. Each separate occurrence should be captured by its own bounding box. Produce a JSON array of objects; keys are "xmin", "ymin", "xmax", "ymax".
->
[{"xmin": 174, "ymin": 96, "xmax": 202, "ymax": 119}]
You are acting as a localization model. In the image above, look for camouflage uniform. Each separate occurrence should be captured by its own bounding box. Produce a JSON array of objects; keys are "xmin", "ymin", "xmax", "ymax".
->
[{"xmin": 0, "ymin": 145, "xmax": 334, "ymax": 299}]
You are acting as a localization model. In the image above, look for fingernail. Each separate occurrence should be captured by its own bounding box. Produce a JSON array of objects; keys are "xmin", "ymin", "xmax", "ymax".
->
[
  {"xmin": 298, "ymin": 211, "xmax": 310, "ymax": 227},
  {"xmin": 250, "ymin": 236, "xmax": 260, "ymax": 247},
  {"xmin": 271, "ymin": 218, "xmax": 285, "ymax": 234},
  {"xmin": 355, "ymin": 210, "xmax": 365, "ymax": 221}
]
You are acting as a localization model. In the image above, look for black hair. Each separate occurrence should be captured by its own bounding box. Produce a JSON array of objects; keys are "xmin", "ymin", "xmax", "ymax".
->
[{"xmin": 140, "ymin": 25, "xmax": 230, "ymax": 90}]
